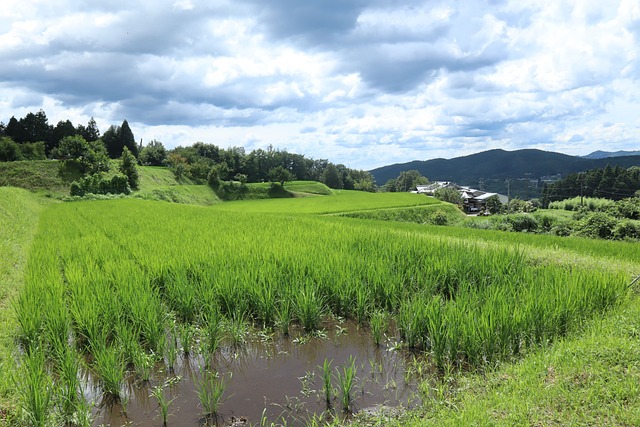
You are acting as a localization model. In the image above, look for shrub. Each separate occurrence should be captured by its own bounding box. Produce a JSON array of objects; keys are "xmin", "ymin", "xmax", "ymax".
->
[
  {"xmin": 613, "ymin": 220, "xmax": 640, "ymax": 240},
  {"xmin": 507, "ymin": 214, "xmax": 539, "ymax": 232},
  {"xmin": 69, "ymin": 174, "xmax": 131, "ymax": 197},
  {"xmin": 574, "ymin": 212, "xmax": 616, "ymax": 239}
]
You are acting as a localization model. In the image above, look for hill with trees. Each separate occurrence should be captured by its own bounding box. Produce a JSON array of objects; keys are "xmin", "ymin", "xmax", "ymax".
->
[{"xmin": 370, "ymin": 149, "xmax": 640, "ymax": 198}]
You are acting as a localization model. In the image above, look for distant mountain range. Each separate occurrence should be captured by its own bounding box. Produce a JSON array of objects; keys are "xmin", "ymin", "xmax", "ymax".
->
[
  {"xmin": 369, "ymin": 149, "xmax": 640, "ymax": 198},
  {"xmin": 582, "ymin": 150, "xmax": 640, "ymax": 159}
]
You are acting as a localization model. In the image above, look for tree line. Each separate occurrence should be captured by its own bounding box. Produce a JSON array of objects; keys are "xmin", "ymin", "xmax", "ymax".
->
[
  {"xmin": 0, "ymin": 110, "xmax": 377, "ymax": 192},
  {"xmin": 541, "ymin": 165, "xmax": 640, "ymax": 206}
]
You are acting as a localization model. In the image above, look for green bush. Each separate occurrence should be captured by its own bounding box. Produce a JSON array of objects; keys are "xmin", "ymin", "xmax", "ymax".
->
[
  {"xmin": 574, "ymin": 212, "xmax": 616, "ymax": 239},
  {"xmin": 613, "ymin": 220, "xmax": 640, "ymax": 240},
  {"xmin": 507, "ymin": 214, "xmax": 539, "ymax": 232},
  {"xmin": 69, "ymin": 174, "xmax": 131, "ymax": 197}
]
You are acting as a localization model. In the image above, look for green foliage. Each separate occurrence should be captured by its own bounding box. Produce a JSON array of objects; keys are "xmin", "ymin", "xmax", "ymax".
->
[
  {"xmin": 548, "ymin": 196, "xmax": 615, "ymax": 212},
  {"xmin": 434, "ymin": 187, "xmax": 462, "ymax": 205},
  {"xmin": 485, "ymin": 195, "xmax": 504, "ymax": 214},
  {"xmin": 574, "ymin": 212, "xmax": 617, "ymax": 239},
  {"xmin": 0, "ymin": 137, "xmax": 46, "ymax": 162},
  {"xmin": 70, "ymin": 173, "xmax": 131, "ymax": 197},
  {"xmin": 268, "ymin": 165, "xmax": 294, "ymax": 186},
  {"xmin": 139, "ymin": 140, "xmax": 167, "ymax": 166},
  {"xmin": 102, "ymin": 120, "xmax": 138, "ymax": 159},
  {"xmin": 386, "ymin": 170, "xmax": 429, "ymax": 192},
  {"xmin": 321, "ymin": 164, "xmax": 344, "ymax": 189},
  {"xmin": 119, "ymin": 146, "xmax": 139, "ymax": 189},
  {"xmin": 543, "ymin": 165, "xmax": 640, "ymax": 205},
  {"xmin": 53, "ymin": 135, "xmax": 110, "ymax": 176}
]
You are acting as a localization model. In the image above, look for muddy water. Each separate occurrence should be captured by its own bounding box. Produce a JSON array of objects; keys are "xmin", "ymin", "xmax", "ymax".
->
[{"xmin": 91, "ymin": 321, "xmax": 422, "ymax": 426}]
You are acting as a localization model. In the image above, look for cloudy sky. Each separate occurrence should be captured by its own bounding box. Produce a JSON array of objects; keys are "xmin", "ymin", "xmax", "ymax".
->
[{"xmin": 1, "ymin": 1, "xmax": 639, "ymax": 170}]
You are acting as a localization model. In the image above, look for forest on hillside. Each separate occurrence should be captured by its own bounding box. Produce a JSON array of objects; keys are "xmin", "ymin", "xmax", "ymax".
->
[{"xmin": 0, "ymin": 110, "xmax": 376, "ymax": 191}]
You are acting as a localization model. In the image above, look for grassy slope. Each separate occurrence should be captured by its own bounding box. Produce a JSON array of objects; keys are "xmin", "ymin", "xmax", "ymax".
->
[
  {"xmin": 214, "ymin": 190, "xmax": 439, "ymax": 214},
  {"xmin": 0, "ymin": 160, "xmax": 77, "ymax": 196},
  {"xmin": 132, "ymin": 166, "xmax": 221, "ymax": 206},
  {"xmin": 0, "ymin": 188, "xmax": 50, "ymax": 419}
]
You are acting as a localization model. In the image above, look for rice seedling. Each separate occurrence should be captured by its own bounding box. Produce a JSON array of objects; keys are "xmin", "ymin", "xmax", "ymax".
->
[
  {"xmin": 15, "ymin": 346, "xmax": 53, "ymax": 427},
  {"xmin": 319, "ymin": 358, "xmax": 333, "ymax": 407},
  {"xmin": 276, "ymin": 298, "xmax": 293, "ymax": 336},
  {"xmin": 150, "ymin": 383, "xmax": 176, "ymax": 427},
  {"xmin": 165, "ymin": 328, "xmax": 179, "ymax": 373},
  {"xmin": 226, "ymin": 312, "xmax": 249, "ymax": 348},
  {"xmin": 52, "ymin": 346, "xmax": 82, "ymax": 424},
  {"xmin": 178, "ymin": 323, "xmax": 196, "ymax": 356},
  {"xmin": 369, "ymin": 310, "xmax": 388, "ymax": 347},
  {"xmin": 201, "ymin": 308, "xmax": 223, "ymax": 355},
  {"xmin": 295, "ymin": 287, "xmax": 324, "ymax": 333},
  {"xmin": 335, "ymin": 355, "xmax": 357, "ymax": 413},
  {"xmin": 133, "ymin": 350, "xmax": 155, "ymax": 385},
  {"xmin": 196, "ymin": 371, "xmax": 230, "ymax": 422},
  {"xmin": 92, "ymin": 344, "xmax": 126, "ymax": 402}
]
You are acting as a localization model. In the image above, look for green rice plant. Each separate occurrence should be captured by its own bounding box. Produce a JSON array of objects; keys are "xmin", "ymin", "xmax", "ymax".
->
[
  {"xmin": 150, "ymin": 384, "xmax": 176, "ymax": 426},
  {"xmin": 196, "ymin": 371, "xmax": 229, "ymax": 421},
  {"xmin": 114, "ymin": 320, "xmax": 141, "ymax": 366},
  {"xmin": 92, "ymin": 344, "xmax": 126, "ymax": 402},
  {"xmin": 165, "ymin": 328, "xmax": 179, "ymax": 373},
  {"xmin": 53, "ymin": 346, "xmax": 82, "ymax": 424},
  {"xmin": 178, "ymin": 323, "xmax": 196, "ymax": 356},
  {"xmin": 133, "ymin": 350, "xmax": 155, "ymax": 385},
  {"xmin": 354, "ymin": 285, "xmax": 371, "ymax": 325},
  {"xmin": 252, "ymin": 282, "xmax": 277, "ymax": 328},
  {"xmin": 226, "ymin": 312, "xmax": 249, "ymax": 348},
  {"xmin": 319, "ymin": 358, "xmax": 333, "ymax": 407},
  {"xmin": 295, "ymin": 287, "xmax": 324, "ymax": 333},
  {"xmin": 275, "ymin": 298, "xmax": 293, "ymax": 336},
  {"xmin": 13, "ymin": 289, "xmax": 45, "ymax": 350},
  {"xmin": 369, "ymin": 310, "xmax": 388, "ymax": 347},
  {"xmin": 201, "ymin": 308, "xmax": 223, "ymax": 355},
  {"xmin": 15, "ymin": 346, "xmax": 53, "ymax": 427},
  {"xmin": 335, "ymin": 355, "xmax": 357, "ymax": 413}
]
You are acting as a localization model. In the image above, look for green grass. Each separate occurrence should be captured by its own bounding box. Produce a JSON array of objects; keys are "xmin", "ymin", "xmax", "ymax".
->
[
  {"xmin": 0, "ymin": 160, "xmax": 78, "ymax": 196},
  {"xmin": 214, "ymin": 190, "xmax": 438, "ymax": 214},
  {"xmin": 133, "ymin": 185, "xmax": 220, "ymax": 205},
  {"xmin": 137, "ymin": 165, "xmax": 197, "ymax": 188},
  {"xmin": 284, "ymin": 180, "xmax": 333, "ymax": 196},
  {"xmin": 0, "ymin": 188, "xmax": 50, "ymax": 421},
  {"xmin": 341, "ymin": 203, "xmax": 465, "ymax": 226}
]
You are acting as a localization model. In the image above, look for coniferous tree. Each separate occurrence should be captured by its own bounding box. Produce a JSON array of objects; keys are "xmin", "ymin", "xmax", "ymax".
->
[{"xmin": 120, "ymin": 120, "xmax": 138, "ymax": 158}]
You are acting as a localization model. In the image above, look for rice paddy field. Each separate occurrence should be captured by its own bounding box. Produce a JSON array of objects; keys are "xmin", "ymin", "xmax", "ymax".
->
[{"xmin": 3, "ymin": 187, "xmax": 639, "ymax": 426}]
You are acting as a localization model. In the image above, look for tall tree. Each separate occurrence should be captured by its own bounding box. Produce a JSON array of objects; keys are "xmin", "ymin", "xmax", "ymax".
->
[
  {"xmin": 78, "ymin": 117, "xmax": 100, "ymax": 142},
  {"xmin": 102, "ymin": 125, "xmax": 121, "ymax": 158},
  {"xmin": 119, "ymin": 120, "xmax": 138, "ymax": 158},
  {"xmin": 50, "ymin": 120, "xmax": 77, "ymax": 154},
  {"xmin": 321, "ymin": 164, "xmax": 343, "ymax": 189}
]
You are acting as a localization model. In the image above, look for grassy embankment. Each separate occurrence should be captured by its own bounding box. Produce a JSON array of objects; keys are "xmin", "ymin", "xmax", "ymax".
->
[{"xmin": 0, "ymin": 188, "xmax": 52, "ymax": 423}]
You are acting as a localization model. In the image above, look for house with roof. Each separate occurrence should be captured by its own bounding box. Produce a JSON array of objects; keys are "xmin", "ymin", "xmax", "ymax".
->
[
  {"xmin": 461, "ymin": 189, "xmax": 508, "ymax": 213},
  {"xmin": 415, "ymin": 181, "xmax": 461, "ymax": 195},
  {"xmin": 414, "ymin": 181, "xmax": 507, "ymax": 213}
]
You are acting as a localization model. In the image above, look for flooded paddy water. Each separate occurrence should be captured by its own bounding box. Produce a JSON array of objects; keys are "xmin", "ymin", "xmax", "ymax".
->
[{"xmin": 90, "ymin": 321, "xmax": 423, "ymax": 426}]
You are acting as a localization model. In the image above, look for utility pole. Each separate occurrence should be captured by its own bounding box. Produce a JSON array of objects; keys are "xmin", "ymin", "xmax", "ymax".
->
[
  {"xmin": 508, "ymin": 179, "xmax": 511, "ymax": 214},
  {"xmin": 580, "ymin": 174, "xmax": 584, "ymax": 207}
]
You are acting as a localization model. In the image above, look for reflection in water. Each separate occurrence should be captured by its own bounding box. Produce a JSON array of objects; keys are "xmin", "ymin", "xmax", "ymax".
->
[{"xmin": 91, "ymin": 321, "xmax": 424, "ymax": 426}]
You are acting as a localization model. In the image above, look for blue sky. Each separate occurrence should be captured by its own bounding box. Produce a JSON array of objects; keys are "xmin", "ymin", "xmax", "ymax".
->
[{"xmin": 1, "ymin": 0, "xmax": 639, "ymax": 169}]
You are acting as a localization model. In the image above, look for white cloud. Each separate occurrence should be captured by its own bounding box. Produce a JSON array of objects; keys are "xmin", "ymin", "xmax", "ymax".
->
[{"xmin": 0, "ymin": 0, "xmax": 638, "ymax": 170}]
